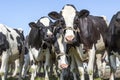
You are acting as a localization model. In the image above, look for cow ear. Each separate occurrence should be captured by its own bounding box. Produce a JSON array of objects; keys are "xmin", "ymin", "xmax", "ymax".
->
[
  {"xmin": 78, "ymin": 9, "xmax": 90, "ymax": 18},
  {"xmin": 29, "ymin": 22, "xmax": 38, "ymax": 28},
  {"xmin": 48, "ymin": 11, "xmax": 61, "ymax": 20}
]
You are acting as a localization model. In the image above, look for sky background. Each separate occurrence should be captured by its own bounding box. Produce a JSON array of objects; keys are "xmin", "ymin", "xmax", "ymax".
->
[{"xmin": 0, "ymin": 0, "xmax": 120, "ymax": 36}]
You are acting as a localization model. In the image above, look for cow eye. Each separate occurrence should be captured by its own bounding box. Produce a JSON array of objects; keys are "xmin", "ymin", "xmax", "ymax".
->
[
  {"xmin": 75, "ymin": 18, "xmax": 79, "ymax": 24},
  {"xmin": 74, "ymin": 24, "xmax": 78, "ymax": 29},
  {"xmin": 60, "ymin": 20, "xmax": 64, "ymax": 25},
  {"xmin": 116, "ymin": 18, "xmax": 120, "ymax": 22},
  {"xmin": 57, "ymin": 56, "xmax": 60, "ymax": 60}
]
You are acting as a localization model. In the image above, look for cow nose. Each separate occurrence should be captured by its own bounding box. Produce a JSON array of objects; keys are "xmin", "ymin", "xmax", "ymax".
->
[
  {"xmin": 46, "ymin": 33, "xmax": 54, "ymax": 38},
  {"xmin": 65, "ymin": 35, "xmax": 75, "ymax": 42}
]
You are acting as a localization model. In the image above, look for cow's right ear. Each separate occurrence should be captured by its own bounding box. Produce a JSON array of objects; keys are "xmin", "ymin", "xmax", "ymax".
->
[
  {"xmin": 78, "ymin": 9, "xmax": 90, "ymax": 18},
  {"xmin": 29, "ymin": 22, "xmax": 37, "ymax": 28},
  {"xmin": 48, "ymin": 11, "xmax": 61, "ymax": 20}
]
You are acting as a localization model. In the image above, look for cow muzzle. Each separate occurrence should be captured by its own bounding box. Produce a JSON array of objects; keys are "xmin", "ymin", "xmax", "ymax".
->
[
  {"xmin": 44, "ymin": 33, "xmax": 55, "ymax": 42},
  {"xmin": 65, "ymin": 35, "xmax": 75, "ymax": 44},
  {"xmin": 57, "ymin": 54, "xmax": 69, "ymax": 69}
]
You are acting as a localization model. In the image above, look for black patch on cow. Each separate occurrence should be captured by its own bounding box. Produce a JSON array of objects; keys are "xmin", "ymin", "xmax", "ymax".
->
[
  {"xmin": 16, "ymin": 36, "xmax": 22, "ymax": 54},
  {"xmin": 10, "ymin": 34, "xmax": 14, "ymax": 40},
  {"xmin": 42, "ymin": 43, "xmax": 48, "ymax": 49},
  {"xmin": 25, "ymin": 47, "xmax": 28, "ymax": 54},
  {"xmin": 0, "ymin": 32, "xmax": 9, "ymax": 55},
  {"xmin": 6, "ymin": 28, "xmax": 11, "ymax": 32},
  {"xmin": 62, "ymin": 67, "xmax": 73, "ymax": 80},
  {"xmin": 54, "ymin": 41, "xmax": 60, "ymax": 54},
  {"xmin": 14, "ymin": 29, "xmax": 25, "ymax": 41}
]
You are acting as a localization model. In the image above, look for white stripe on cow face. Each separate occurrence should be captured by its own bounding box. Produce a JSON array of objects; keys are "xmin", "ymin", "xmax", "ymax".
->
[
  {"xmin": 62, "ymin": 5, "xmax": 76, "ymax": 27},
  {"xmin": 47, "ymin": 29, "xmax": 53, "ymax": 36},
  {"xmin": 61, "ymin": 5, "xmax": 76, "ymax": 43},
  {"xmin": 40, "ymin": 17, "xmax": 50, "ymax": 27}
]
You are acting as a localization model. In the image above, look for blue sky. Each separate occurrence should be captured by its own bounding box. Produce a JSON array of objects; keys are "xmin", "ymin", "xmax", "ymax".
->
[{"xmin": 0, "ymin": 0, "xmax": 120, "ymax": 36}]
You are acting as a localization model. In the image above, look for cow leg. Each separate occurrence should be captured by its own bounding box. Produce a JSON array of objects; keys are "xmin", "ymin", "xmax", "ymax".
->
[
  {"xmin": 96, "ymin": 53, "xmax": 102, "ymax": 77},
  {"xmin": 21, "ymin": 54, "xmax": 30, "ymax": 78},
  {"xmin": 87, "ymin": 45, "xmax": 96, "ymax": 80},
  {"xmin": 109, "ymin": 55, "xmax": 116, "ymax": 80},
  {"xmin": 70, "ymin": 47, "xmax": 84, "ymax": 80},
  {"xmin": 29, "ymin": 48, "xmax": 40, "ymax": 80},
  {"xmin": 101, "ymin": 60, "xmax": 106, "ymax": 77},
  {"xmin": 30, "ymin": 64, "xmax": 38, "ymax": 80},
  {"xmin": 0, "ymin": 52, "xmax": 9, "ymax": 80},
  {"xmin": 101, "ymin": 51, "xmax": 108, "ymax": 77},
  {"xmin": 12, "ymin": 59, "xmax": 20, "ymax": 77},
  {"xmin": 74, "ymin": 56, "xmax": 84, "ymax": 80},
  {"xmin": 16, "ymin": 51, "xmax": 24, "ymax": 80},
  {"xmin": 44, "ymin": 49, "xmax": 51, "ymax": 80},
  {"xmin": 70, "ymin": 53, "xmax": 77, "ymax": 80}
]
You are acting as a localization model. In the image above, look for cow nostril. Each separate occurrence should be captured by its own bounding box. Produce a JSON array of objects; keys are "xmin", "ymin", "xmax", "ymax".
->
[{"xmin": 47, "ymin": 34, "xmax": 54, "ymax": 38}]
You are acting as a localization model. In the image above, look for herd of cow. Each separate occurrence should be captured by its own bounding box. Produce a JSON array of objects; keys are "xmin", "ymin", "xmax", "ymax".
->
[{"xmin": 0, "ymin": 4, "xmax": 120, "ymax": 80}]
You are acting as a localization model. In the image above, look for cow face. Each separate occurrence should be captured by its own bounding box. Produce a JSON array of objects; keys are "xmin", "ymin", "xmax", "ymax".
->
[
  {"xmin": 29, "ymin": 17, "xmax": 55, "ymax": 45},
  {"xmin": 48, "ymin": 4, "xmax": 79, "ymax": 44},
  {"xmin": 37, "ymin": 17, "xmax": 55, "ymax": 43}
]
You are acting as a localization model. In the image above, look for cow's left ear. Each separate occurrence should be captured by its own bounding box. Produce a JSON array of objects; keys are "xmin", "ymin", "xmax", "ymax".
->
[
  {"xmin": 29, "ymin": 22, "xmax": 38, "ymax": 28},
  {"xmin": 78, "ymin": 9, "xmax": 90, "ymax": 18},
  {"xmin": 48, "ymin": 11, "xmax": 61, "ymax": 20}
]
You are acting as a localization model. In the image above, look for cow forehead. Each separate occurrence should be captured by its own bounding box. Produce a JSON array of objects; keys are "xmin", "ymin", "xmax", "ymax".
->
[
  {"xmin": 40, "ymin": 17, "xmax": 50, "ymax": 27},
  {"xmin": 61, "ymin": 5, "xmax": 76, "ymax": 27}
]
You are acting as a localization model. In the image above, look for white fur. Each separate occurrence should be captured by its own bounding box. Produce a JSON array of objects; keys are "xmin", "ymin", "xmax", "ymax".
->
[
  {"xmin": 62, "ymin": 6, "xmax": 76, "ymax": 40},
  {"xmin": 40, "ymin": 17, "xmax": 50, "ymax": 27}
]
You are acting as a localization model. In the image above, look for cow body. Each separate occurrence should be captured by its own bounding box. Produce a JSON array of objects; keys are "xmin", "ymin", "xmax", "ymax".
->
[
  {"xmin": 48, "ymin": 4, "xmax": 108, "ymax": 80},
  {"xmin": 107, "ymin": 11, "xmax": 120, "ymax": 80},
  {"xmin": 28, "ymin": 17, "xmax": 56, "ymax": 80},
  {"xmin": 0, "ymin": 24, "xmax": 24, "ymax": 80}
]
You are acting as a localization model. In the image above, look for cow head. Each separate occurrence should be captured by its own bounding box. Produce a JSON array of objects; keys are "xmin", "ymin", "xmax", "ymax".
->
[
  {"xmin": 114, "ymin": 11, "xmax": 120, "ymax": 34},
  {"xmin": 29, "ymin": 17, "xmax": 55, "ymax": 45},
  {"xmin": 48, "ymin": 4, "xmax": 79, "ymax": 44}
]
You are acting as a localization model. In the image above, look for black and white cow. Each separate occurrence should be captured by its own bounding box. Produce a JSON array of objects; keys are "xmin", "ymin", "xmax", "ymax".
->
[
  {"xmin": 28, "ymin": 16, "xmax": 56, "ymax": 80},
  {"xmin": 107, "ymin": 11, "xmax": 120, "ymax": 80},
  {"xmin": 48, "ymin": 4, "xmax": 108, "ymax": 80},
  {"xmin": 0, "ymin": 24, "xmax": 25, "ymax": 80}
]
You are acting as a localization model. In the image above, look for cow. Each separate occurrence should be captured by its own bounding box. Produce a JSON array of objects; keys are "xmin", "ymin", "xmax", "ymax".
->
[
  {"xmin": 107, "ymin": 11, "xmax": 120, "ymax": 80},
  {"xmin": 28, "ymin": 16, "xmax": 56, "ymax": 80},
  {"xmin": 48, "ymin": 4, "xmax": 108, "ymax": 80},
  {"xmin": 0, "ymin": 24, "xmax": 25, "ymax": 80},
  {"xmin": 8, "ymin": 34, "xmax": 30, "ymax": 79}
]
